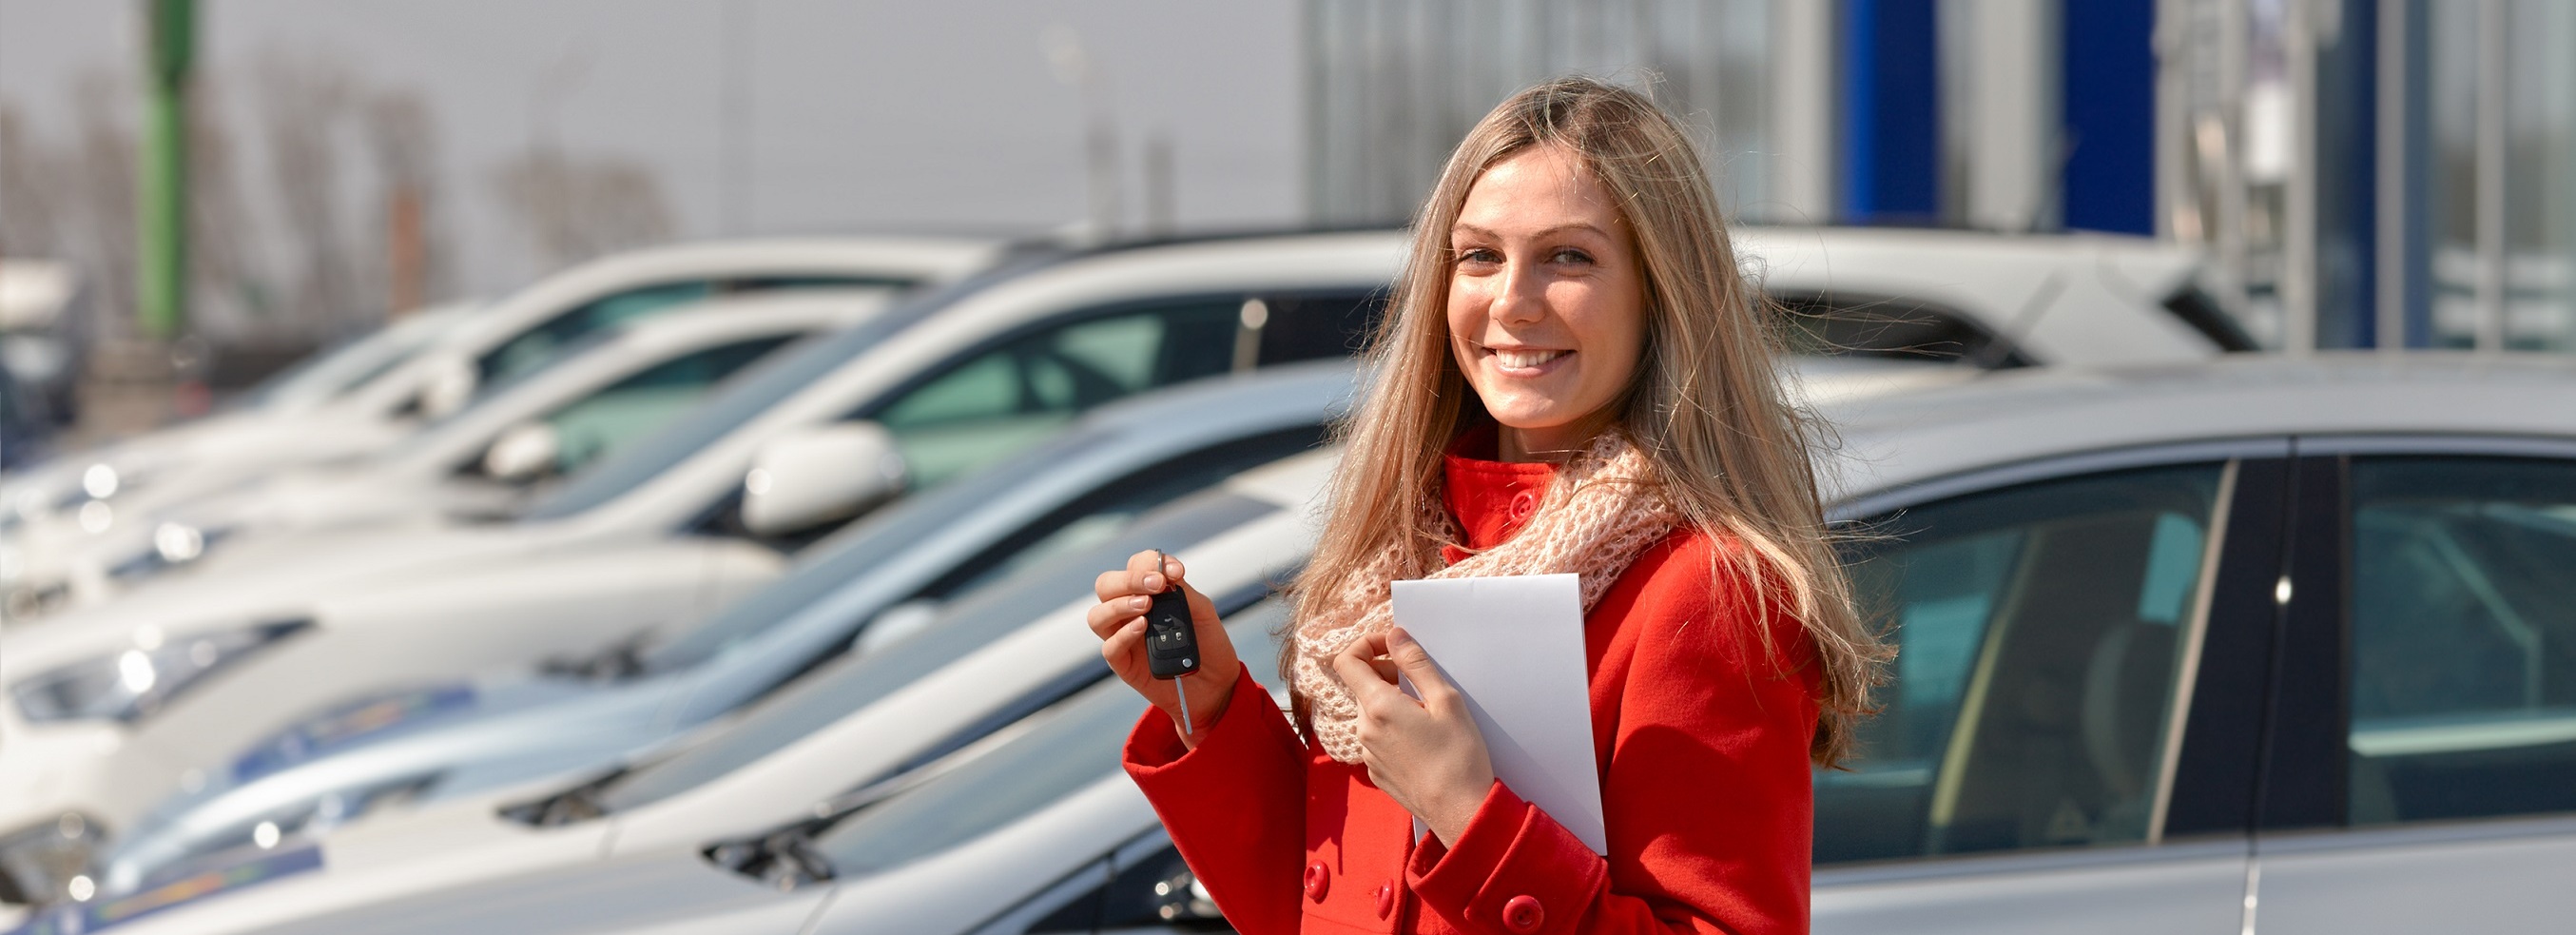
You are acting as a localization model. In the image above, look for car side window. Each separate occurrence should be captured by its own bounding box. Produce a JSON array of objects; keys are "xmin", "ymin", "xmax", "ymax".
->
[
  {"xmin": 870, "ymin": 301, "xmax": 1240, "ymax": 489},
  {"xmin": 1817, "ymin": 462, "xmax": 2227, "ymax": 864},
  {"xmin": 2345, "ymin": 456, "xmax": 2576, "ymax": 826},
  {"xmin": 478, "ymin": 282, "xmax": 715, "ymax": 386},
  {"xmin": 541, "ymin": 336, "xmax": 794, "ymax": 476},
  {"xmin": 1769, "ymin": 292, "xmax": 2030, "ymax": 368}
]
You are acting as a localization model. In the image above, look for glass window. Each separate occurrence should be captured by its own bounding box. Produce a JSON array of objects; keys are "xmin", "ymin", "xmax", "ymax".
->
[
  {"xmin": 2346, "ymin": 456, "xmax": 2576, "ymax": 826},
  {"xmin": 478, "ymin": 282, "xmax": 714, "ymax": 386},
  {"xmin": 1769, "ymin": 292, "xmax": 2029, "ymax": 367},
  {"xmin": 538, "ymin": 336, "xmax": 796, "ymax": 477},
  {"xmin": 869, "ymin": 302, "xmax": 1239, "ymax": 489},
  {"xmin": 1816, "ymin": 462, "xmax": 2226, "ymax": 864}
]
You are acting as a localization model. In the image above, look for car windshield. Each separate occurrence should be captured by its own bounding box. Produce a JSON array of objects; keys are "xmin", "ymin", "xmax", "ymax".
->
[
  {"xmin": 814, "ymin": 599, "xmax": 1288, "ymax": 876},
  {"xmin": 236, "ymin": 308, "xmax": 472, "ymax": 411},
  {"xmin": 590, "ymin": 488, "xmax": 1279, "ymax": 814},
  {"xmin": 516, "ymin": 253, "xmax": 1059, "ymax": 524}
]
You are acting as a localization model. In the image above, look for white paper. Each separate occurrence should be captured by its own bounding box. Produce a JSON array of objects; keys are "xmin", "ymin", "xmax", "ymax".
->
[{"xmin": 1390, "ymin": 573, "xmax": 1607, "ymax": 855}]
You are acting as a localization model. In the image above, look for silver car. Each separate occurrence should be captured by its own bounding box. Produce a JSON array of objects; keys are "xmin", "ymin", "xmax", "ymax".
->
[
  {"xmin": 85, "ymin": 360, "xmax": 1355, "ymax": 894},
  {"xmin": 85, "ymin": 351, "xmax": 2576, "ymax": 935}
]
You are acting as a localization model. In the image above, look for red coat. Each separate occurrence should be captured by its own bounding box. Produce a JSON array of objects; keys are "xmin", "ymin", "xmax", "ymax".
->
[{"xmin": 1123, "ymin": 438, "xmax": 1822, "ymax": 935}]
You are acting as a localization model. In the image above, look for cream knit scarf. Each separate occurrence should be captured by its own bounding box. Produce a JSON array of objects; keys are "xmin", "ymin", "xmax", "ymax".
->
[{"xmin": 1291, "ymin": 430, "xmax": 1682, "ymax": 764}]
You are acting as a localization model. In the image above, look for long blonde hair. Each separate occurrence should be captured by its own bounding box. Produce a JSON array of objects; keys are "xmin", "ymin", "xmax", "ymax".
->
[{"xmin": 1286, "ymin": 76, "xmax": 1887, "ymax": 767}]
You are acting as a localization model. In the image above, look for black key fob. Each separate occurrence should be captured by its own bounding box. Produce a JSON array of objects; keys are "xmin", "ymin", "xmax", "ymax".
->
[{"xmin": 1144, "ymin": 551, "xmax": 1201, "ymax": 679}]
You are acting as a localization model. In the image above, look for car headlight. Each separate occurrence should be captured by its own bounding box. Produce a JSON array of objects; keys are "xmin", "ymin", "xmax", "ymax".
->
[
  {"xmin": 0, "ymin": 813, "xmax": 106, "ymax": 906},
  {"xmin": 10, "ymin": 619, "xmax": 313, "ymax": 724},
  {"xmin": 99, "ymin": 774, "xmax": 432, "ymax": 898}
]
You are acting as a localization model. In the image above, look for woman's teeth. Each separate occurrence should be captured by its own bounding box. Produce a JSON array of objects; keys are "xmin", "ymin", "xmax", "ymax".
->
[{"xmin": 1494, "ymin": 348, "xmax": 1569, "ymax": 369}]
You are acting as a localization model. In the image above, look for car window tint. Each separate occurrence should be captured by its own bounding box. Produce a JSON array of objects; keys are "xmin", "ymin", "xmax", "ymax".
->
[
  {"xmin": 542, "ymin": 335, "xmax": 798, "ymax": 477},
  {"xmin": 1817, "ymin": 462, "xmax": 2226, "ymax": 864},
  {"xmin": 478, "ymin": 282, "xmax": 715, "ymax": 386},
  {"xmin": 1254, "ymin": 292, "xmax": 1387, "ymax": 365},
  {"xmin": 869, "ymin": 301, "xmax": 1239, "ymax": 490},
  {"xmin": 2346, "ymin": 456, "xmax": 2576, "ymax": 826},
  {"xmin": 1769, "ymin": 292, "xmax": 2028, "ymax": 368}
]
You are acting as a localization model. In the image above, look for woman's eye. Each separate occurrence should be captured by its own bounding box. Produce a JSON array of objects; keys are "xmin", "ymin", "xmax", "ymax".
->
[
  {"xmin": 1551, "ymin": 248, "xmax": 1594, "ymax": 265},
  {"xmin": 1455, "ymin": 247, "xmax": 1502, "ymax": 264}
]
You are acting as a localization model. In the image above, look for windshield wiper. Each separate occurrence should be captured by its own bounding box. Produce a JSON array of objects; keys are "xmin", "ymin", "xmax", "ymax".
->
[
  {"xmin": 698, "ymin": 719, "xmax": 1016, "ymax": 889},
  {"xmin": 498, "ymin": 765, "xmax": 629, "ymax": 827},
  {"xmin": 538, "ymin": 633, "xmax": 649, "ymax": 682}
]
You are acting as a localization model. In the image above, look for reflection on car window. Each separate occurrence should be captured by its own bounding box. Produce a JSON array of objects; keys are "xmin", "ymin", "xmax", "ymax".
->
[
  {"xmin": 2346, "ymin": 457, "xmax": 2576, "ymax": 826},
  {"xmin": 479, "ymin": 282, "xmax": 714, "ymax": 386},
  {"xmin": 590, "ymin": 491, "xmax": 1278, "ymax": 814},
  {"xmin": 540, "ymin": 335, "xmax": 795, "ymax": 477},
  {"xmin": 870, "ymin": 302, "xmax": 1238, "ymax": 490},
  {"xmin": 817, "ymin": 601, "xmax": 1289, "ymax": 876},
  {"xmin": 1817, "ymin": 462, "xmax": 2225, "ymax": 864},
  {"xmin": 1769, "ymin": 292, "xmax": 2030, "ymax": 368}
]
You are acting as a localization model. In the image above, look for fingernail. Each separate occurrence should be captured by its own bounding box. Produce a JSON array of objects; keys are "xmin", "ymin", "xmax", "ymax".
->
[
  {"xmin": 1128, "ymin": 595, "xmax": 1151, "ymax": 611},
  {"xmin": 1142, "ymin": 574, "xmax": 1164, "ymax": 592}
]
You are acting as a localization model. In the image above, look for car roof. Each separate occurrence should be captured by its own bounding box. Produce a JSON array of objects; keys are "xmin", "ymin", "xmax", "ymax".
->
[{"xmin": 1825, "ymin": 352, "xmax": 2576, "ymax": 503}]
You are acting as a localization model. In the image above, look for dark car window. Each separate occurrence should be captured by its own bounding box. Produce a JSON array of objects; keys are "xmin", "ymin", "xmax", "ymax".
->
[
  {"xmin": 2345, "ymin": 457, "xmax": 2576, "ymax": 827},
  {"xmin": 1817, "ymin": 462, "xmax": 2227, "ymax": 864},
  {"xmin": 866, "ymin": 301, "xmax": 1238, "ymax": 489},
  {"xmin": 528, "ymin": 335, "xmax": 798, "ymax": 477},
  {"xmin": 475, "ymin": 276, "xmax": 905, "ymax": 387},
  {"xmin": 1769, "ymin": 291, "xmax": 2032, "ymax": 368}
]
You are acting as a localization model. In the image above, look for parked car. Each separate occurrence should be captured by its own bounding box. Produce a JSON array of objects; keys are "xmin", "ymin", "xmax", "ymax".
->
[
  {"xmin": 38, "ymin": 291, "xmax": 896, "ymax": 605},
  {"xmin": 41, "ymin": 352, "xmax": 2576, "ymax": 935},
  {"xmin": 0, "ymin": 236, "xmax": 1004, "ymax": 621},
  {"xmin": 90, "ymin": 360, "xmax": 1352, "ymax": 894},
  {"xmin": 19, "ymin": 447, "xmax": 1332, "ymax": 935},
  {"xmin": 0, "ymin": 230, "xmax": 1399, "ymax": 907}
]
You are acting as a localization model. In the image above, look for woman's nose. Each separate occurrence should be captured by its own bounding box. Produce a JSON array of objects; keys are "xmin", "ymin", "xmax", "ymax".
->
[{"xmin": 1489, "ymin": 261, "xmax": 1548, "ymax": 325}]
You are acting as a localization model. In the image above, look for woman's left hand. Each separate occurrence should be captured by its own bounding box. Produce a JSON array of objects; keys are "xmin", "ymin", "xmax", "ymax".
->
[{"xmin": 1329, "ymin": 628, "xmax": 1497, "ymax": 847}]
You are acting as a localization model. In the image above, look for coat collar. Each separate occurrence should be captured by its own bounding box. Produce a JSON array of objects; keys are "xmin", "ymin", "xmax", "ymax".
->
[{"xmin": 1441, "ymin": 423, "xmax": 1559, "ymax": 560}]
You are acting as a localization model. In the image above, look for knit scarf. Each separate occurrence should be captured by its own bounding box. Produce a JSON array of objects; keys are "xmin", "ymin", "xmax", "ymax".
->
[{"xmin": 1292, "ymin": 430, "xmax": 1681, "ymax": 764}]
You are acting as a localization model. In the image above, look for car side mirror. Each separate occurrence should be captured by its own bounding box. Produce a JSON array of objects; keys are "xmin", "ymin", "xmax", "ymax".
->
[
  {"xmin": 482, "ymin": 422, "xmax": 561, "ymax": 483},
  {"xmin": 417, "ymin": 354, "xmax": 478, "ymax": 419},
  {"xmin": 740, "ymin": 421, "xmax": 907, "ymax": 538}
]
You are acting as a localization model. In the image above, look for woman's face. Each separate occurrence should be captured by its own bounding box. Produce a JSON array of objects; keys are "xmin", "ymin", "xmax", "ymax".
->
[{"xmin": 1446, "ymin": 144, "xmax": 1647, "ymax": 461}]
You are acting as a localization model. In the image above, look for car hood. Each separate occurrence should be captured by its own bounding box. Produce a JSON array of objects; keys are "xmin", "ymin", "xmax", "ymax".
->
[
  {"xmin": 0, "ymin": 522, "xmax": 581, "ymax": 674},
  {"xmin": 249, "ymin": 848, "xmax": 804, "ymax": 935}
]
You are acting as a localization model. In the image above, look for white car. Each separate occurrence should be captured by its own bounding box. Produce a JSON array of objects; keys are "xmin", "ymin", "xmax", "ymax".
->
[
  {"xmin": 52, "ymin": 352, "xmax": 2576, "ymax": 935},
  {"xmin": 0, "ymin": 237, "xmax": 1004, "ymax": 620},
  {"xmin": 46, "ymin": 291, "xmax": 892, "ymax": 599},
  {"xmin": 0, "ymin": 232, "xmax": 1404, "ymax": 903},
  {"xmin": 24, "ymin": 449, "xmax": 1334, "ymax": 935}
]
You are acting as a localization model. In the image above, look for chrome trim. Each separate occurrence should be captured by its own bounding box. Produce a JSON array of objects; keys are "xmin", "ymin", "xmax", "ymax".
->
[{"xmin": 1830, "ymin": 438, "xmax": 2292, "ymax": 522}]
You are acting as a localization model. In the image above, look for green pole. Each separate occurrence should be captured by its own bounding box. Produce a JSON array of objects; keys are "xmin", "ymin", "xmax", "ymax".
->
[{"xmin": 138, "ymin": 0, "xmax": 193, "ymax": 341}]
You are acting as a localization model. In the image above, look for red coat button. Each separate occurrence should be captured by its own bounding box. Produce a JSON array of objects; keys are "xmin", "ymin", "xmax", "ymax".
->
[
  {"xmin": 1303, "ymin": 862, "xmax": 1329, "ymax": 902},
  {"xmin": 1508, "ymin": 489, "xmax": 1537, "ymax": 519},
  {"xmin": 1501, "ymin": 894, "xmax": 1543, "ymax": 933},
  {"xmin": 1375, "ymin": 882, "xmax": 1396, "ymax": 919}
]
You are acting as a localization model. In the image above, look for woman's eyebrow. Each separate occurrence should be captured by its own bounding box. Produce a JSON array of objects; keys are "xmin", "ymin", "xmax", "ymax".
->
[{"xmin": 1449, "ymin": 222, "xmax": 1612, "ymax": 240}]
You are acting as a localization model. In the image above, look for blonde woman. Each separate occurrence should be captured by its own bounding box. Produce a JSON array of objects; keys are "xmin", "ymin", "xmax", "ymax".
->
[{"xmin": 1086, "ymin": 77, "xmax": 1885, "ymax": 935}]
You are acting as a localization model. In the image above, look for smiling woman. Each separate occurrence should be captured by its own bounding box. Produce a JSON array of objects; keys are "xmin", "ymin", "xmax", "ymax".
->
[{"xmin": 1085, "ymin": 76, "xmax": 1889, "ymax": 935}]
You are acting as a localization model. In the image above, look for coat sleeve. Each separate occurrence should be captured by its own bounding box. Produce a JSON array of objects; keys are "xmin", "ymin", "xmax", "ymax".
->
[
  {"xmin": 1404, "ymin": 536, "xmax": 1822, "ymax": 935},
  {"xmin": 1122, "ymin": 668, "xmax": 1309, "ymax": 935}
]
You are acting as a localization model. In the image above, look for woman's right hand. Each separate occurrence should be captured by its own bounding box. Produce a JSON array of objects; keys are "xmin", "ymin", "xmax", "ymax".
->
[{"xmin": 1088, "ymin": 550, "xmax": 1241, "ymax": 746}]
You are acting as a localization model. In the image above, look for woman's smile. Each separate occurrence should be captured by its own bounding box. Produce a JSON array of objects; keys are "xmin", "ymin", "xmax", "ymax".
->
[{"xmin": 1446, "ymin": 143, "xmax": 1645, "ymax": 460}]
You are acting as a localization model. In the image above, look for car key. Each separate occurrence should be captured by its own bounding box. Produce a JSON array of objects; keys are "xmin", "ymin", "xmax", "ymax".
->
[{"xmin": 1143, "ymin": 550, "xmax": 1202, "ymax": 732}]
